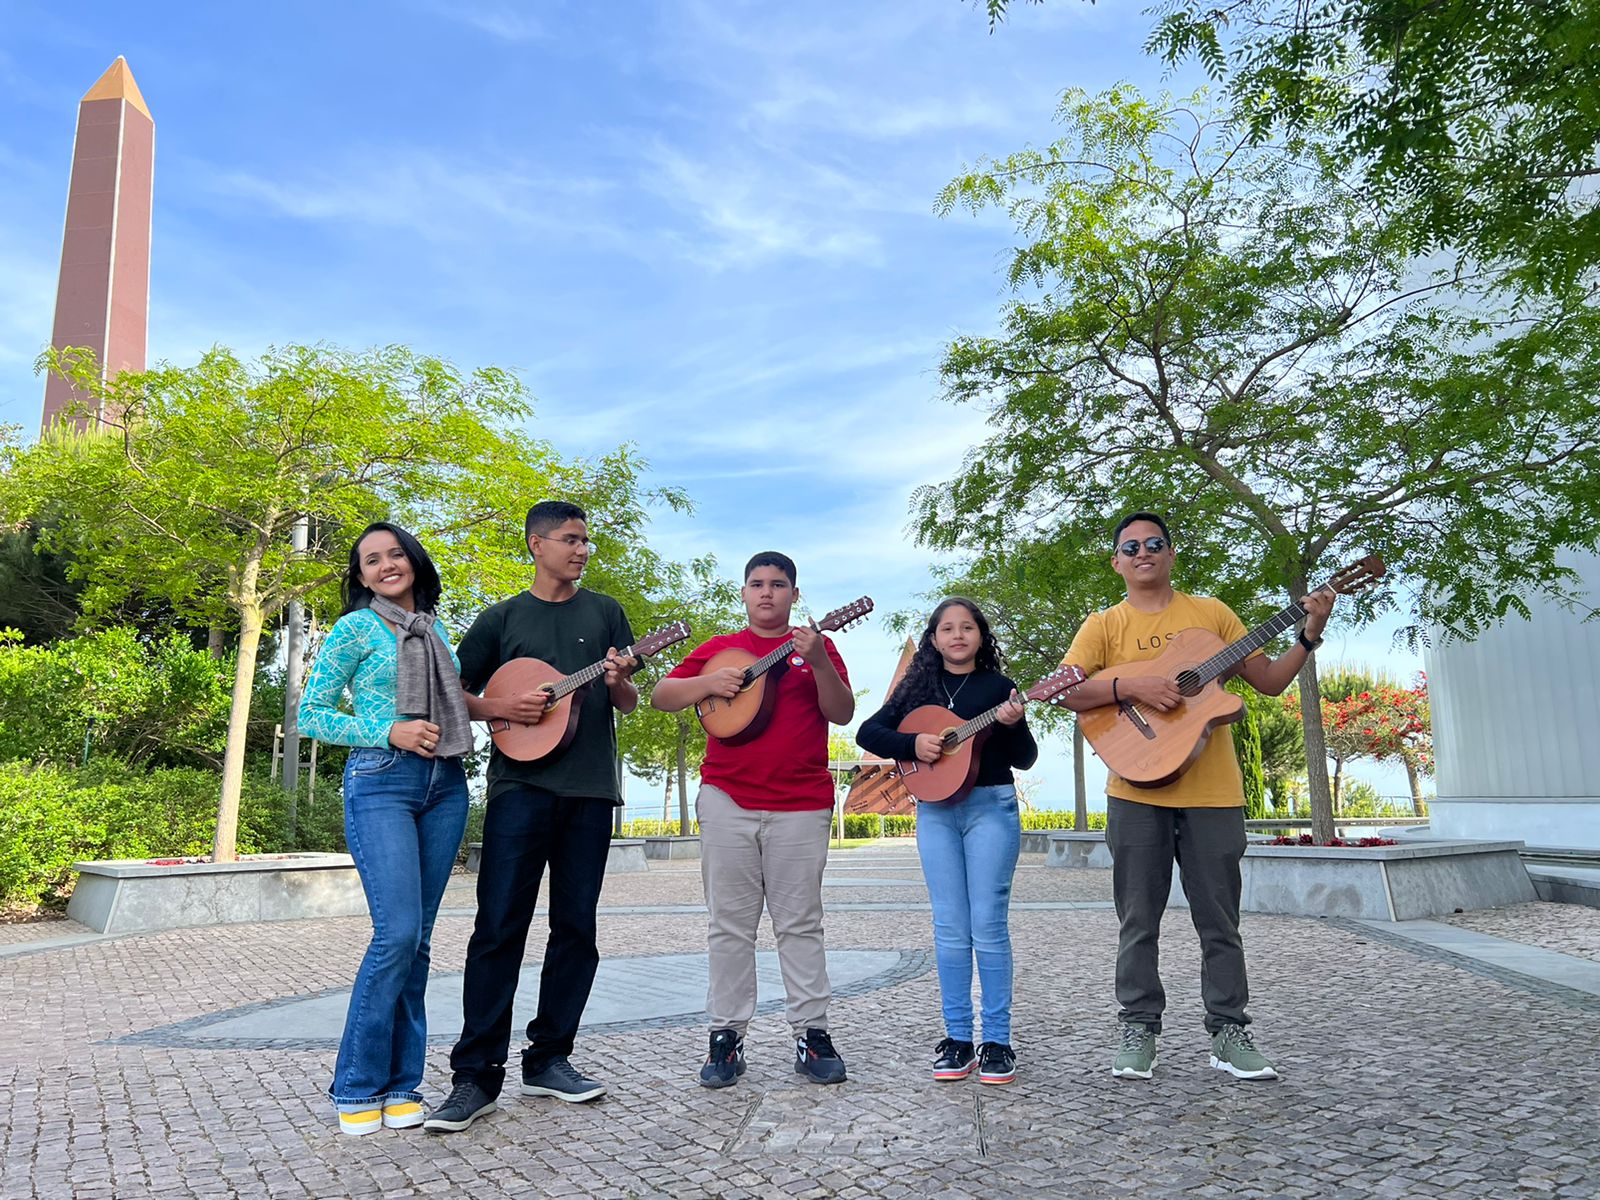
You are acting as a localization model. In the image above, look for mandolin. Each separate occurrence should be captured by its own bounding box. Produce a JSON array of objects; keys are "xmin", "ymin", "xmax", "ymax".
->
[
  {"xmin": 695, "ymin": 597, "xmax": 874, "ymax": 745},
  {"xmin": 1077, "ymin": 556, "xmax": 1385, "ymax": 788},
  {"xmin": 894, "ymin": 665, "xmax": 1088, "ymax": 804},
  {"xmin": 484, "ymin": 620, "xmax": 692, "ymax": 762}
]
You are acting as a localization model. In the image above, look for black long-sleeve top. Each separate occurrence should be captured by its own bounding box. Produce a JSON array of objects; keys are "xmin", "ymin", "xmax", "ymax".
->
[{"xmin": 855, "ymin": 667, "xmax": 1039, "ymax": 788}]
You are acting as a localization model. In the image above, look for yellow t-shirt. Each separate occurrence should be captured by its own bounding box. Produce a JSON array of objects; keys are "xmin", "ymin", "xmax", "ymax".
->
[{"xmin": 1062, "ymin": 591, "xmax": 1258, "ymax": 809}]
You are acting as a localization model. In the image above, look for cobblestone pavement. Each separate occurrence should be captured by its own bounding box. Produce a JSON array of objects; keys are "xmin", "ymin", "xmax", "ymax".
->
[
  {"xmin": 3, "ymin": 846, "xmax": 1599, "ymax": 1198},
  {"xmin": 1443, "ymin": 900, "xmax": 1600, "ymax": 964}
]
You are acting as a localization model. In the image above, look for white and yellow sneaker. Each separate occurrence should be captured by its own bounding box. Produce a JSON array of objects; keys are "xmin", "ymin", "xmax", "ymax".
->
[
  {"xmin": 338, "ymin": 1108, "xmax": 382, "ymax": 1136},
  {"xmin": 382, "ymin": 1101, "xmax": 426, "ymax": 1129}
]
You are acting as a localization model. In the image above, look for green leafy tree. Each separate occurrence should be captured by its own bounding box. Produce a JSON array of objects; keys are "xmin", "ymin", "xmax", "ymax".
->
[
  {"xmin": 921, "ymin": 86, "xmax": 1600, "ymax": 843},
  {"xmin": 1243, "ymin": 682, "xmax": 1306, "ymax": 813},
  {"xmin": 980, "ymin": 2, "xmax": 1599, "ymax": 292},
  {"xmin": 617, "ymin": 557, "xmax": 742, "ymax": 834},
  {"xmin": 4, "ymin": 344, "xmax": 685, "ymax": 861}
]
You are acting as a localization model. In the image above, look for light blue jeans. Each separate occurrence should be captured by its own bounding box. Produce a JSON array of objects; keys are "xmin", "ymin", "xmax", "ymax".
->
[
  {"xmin": 915, "ymin": 784, "xmax": 1022, "ymax": 1045},
  {"xmin": 330, "ymin": 747, "xmax": 468, "ymax": 1112}
]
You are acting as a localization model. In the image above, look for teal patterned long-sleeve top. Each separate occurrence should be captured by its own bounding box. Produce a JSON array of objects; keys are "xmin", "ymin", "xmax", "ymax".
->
[{"xmin": 298, "ymin": 608, "xmax": 461, "ymax": 749}]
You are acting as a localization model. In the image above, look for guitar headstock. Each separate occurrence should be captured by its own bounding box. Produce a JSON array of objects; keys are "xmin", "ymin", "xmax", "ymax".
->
[
  {"xmin": 817, "ymin": 596, "xmax": 874, "ymax": 634},
  {"xmin": 1326, "ymin": 555, "xmax": 1386, "ymax": 596},
  {"xmin": 634, "ymin": 620, "xmax": 692, "ymax": 658},
  {"xmin": 1025, "ymin": 665, "xmax": 1087, "ymax": 708}
]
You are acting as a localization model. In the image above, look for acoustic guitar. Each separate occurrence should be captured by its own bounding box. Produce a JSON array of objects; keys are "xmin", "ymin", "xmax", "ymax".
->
[
  {"xmin": 894, "ymin": 665, "xmax": 1088, "ymax": 804},
  {"xmin": 1077, "ymin": 556, "xmax": 1385, "ymax": 788},
  {"xmin": 484, "ymin": 620, "xmax": 692, "ymax": 762},
  {"xmin": 695, "ymin": 597, "xmax": 874, "ymax": 745}
]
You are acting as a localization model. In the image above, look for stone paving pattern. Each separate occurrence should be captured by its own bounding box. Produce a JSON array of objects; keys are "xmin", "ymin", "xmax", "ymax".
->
[
  {"xmin": 3, "ymin": 847, "xmax": 1599, "ymax": 1198},
  {"xmin": 1443, "ymin": 900, "xmax": 1600, "ymax": 964}
]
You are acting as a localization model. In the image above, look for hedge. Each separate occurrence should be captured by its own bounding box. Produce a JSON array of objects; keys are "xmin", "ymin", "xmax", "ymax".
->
[{"xmin": 0, "ymin": 758, "xmax": 347, "ymax": 907}]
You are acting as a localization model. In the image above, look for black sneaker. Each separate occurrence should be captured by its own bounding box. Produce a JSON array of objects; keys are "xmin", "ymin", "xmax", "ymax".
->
[
  {"xmin": 699, "ymin": 1029, "xmax": 746, "ymax": 1089},
  {"xmin": 520, "ymin": 1056, "xmax": 606, "ymax": 1103},
  {"xmin": 793, "ymin": 1028, "xmax": 847, "ymax": 1085},
  {"xmin": 931, "ymin": 1037, "xmax": 976, "ymax": 1082},
  {"xmin": 977, "ymin": 1042, "xmax": 1016, "ymax": 1085},
  {"xmin": 422, "ymin": 1080, "xmax": 497, "ymax": 1134}
]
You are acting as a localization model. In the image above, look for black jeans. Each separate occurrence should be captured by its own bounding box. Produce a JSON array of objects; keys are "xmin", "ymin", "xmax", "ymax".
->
[
  {"xmin": 1104, "ymin": 796, "xmax": 1249, "ymax": 1035},
  {"xmin": 448, "ymin": 785, "xmax": 613, "ymax": 1097}
]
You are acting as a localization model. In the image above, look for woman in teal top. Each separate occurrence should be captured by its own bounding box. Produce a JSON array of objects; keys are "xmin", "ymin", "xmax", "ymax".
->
[{"xmin": 300, "ymin": 521, "xmax": 472, "ymax": 1136}]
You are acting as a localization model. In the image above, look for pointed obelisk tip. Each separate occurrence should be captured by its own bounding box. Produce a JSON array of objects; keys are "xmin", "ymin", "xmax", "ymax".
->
[{"xmin": 81, "ymin": 56, "xmax": 152, "ymax": 120}]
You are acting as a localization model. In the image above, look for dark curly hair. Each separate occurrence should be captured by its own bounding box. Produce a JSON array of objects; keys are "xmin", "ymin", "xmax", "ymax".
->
[{"xmin": 887, "ymin": 597, "xmax": 1004, "ymax": 714}]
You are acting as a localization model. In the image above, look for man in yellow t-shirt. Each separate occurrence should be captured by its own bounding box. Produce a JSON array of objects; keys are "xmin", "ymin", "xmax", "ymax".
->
[{"xmin": 1058, "ymin": 513, "xmax": 1334, "ymax": 1082}]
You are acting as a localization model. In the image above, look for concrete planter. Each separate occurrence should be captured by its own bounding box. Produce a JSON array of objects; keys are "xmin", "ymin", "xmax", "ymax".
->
[
  {"xmin": 466, "ymin": 838, "xmax": 649, "ymax": 874},
  {"xmin": 643, "ymin": 835, "xmax": 701, "ymax": 861},
  {"xmin": 1044, "ymin": 832, "xmax": 1113, "ymax": 869},
  {"xmin": 67, "ymin": 853, "xmax": 365, "ymax": 935},
  {"xmin": 1169, "ymin": 838, "xmax": 1537, "ymax": 921}
]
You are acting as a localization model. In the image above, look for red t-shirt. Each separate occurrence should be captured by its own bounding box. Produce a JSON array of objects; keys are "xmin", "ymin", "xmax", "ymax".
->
[{"xmin": 667, "ymin": 628, "xmax": 850, "ymax": 811}]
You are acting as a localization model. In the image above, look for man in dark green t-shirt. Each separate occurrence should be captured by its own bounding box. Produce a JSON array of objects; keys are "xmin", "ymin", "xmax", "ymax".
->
[{"xmin": 424, "ymin": 501, "xmax": 638, "ymax": 1134}]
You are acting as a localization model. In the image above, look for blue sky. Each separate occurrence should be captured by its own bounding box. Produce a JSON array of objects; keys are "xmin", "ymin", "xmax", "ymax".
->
[{"xmin": 0, "ymin": 0, "xmax": 1422, "ymax": 810}]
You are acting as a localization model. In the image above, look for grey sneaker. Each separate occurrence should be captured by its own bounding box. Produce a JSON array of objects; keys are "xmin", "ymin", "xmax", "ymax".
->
[
  {"xmin": 422, "ymin": 1080, "xmax": 496, "ymax": 1134},
  {"xmin": 1209, "ymin": 1026, "xmax": 1279, "ymax": 1080},
  {"xmin": 1111, "ymin": 1022, "xmax": 1158, "ymax": 1079},
  {"xmin": 520, "ymin": 1056, "xmax": 607, "ymax": 1102}
]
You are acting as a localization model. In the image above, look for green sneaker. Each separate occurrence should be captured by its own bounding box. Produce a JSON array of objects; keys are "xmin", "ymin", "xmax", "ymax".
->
[
  {"xmin": 1209, "ymin": 1026, "xmax": 1279, "ymax": 1080},
  {"xmin": 1111, "ymin": 1022, "xmax": 1157, "ymax": 1079}
]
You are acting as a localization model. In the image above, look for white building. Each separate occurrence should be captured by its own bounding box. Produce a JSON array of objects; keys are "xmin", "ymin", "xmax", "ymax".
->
[{"xmin": 1425, "ymin": 551, "xmax": 1600, "ymax": 851}]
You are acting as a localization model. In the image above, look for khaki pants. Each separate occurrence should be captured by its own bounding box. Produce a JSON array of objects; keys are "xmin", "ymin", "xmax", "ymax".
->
[{"xmin": 697, "ymin": 784, "xmax": 833, "ymax": 1036}]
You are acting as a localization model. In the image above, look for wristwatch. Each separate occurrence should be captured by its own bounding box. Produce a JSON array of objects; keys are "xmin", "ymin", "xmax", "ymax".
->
[{"xmin": 1298, "ymin": 630, "xmax": 1323, "ymax": 653}]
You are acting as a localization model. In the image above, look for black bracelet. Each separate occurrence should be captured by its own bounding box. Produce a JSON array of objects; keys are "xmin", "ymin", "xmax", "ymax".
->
[
  {"xmin": 1297, "ymin": 631, "xmax": 1323, "ymax": 653},
  {"xmin": 1112, "ymin": 678, "xmax": 1120, "ymax": 704}
]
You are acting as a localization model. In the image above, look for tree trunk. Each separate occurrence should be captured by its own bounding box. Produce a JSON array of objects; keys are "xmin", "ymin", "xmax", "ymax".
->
[
  {"xmin": 1331, "ymin": 756, "xmax": 1344, "ymax": 813},
  {"xmin": 213, "ymin": 599, "xmax": 265, "ymax": 862},
  {"xmin": 676, "ymin": 718, "xmax": 690, "ymax": 836},
  {"xmin": 1072, "ymin": 718, "xmax": 1088, "ymax": 832},
  {"xmin": 1296, "ymin": 653, "xmax": 1336, "ymax": 846},
  {"xmin": 207, "ymin": 623, "xmax": 226, "ymax": 659},
  {"xmin": 1405, "ymin": 755, "xmax": 1427, "ymax": 816},
  {"xmin": 661, "ymin": 759, "xmax": 671, "ymax": 822}
]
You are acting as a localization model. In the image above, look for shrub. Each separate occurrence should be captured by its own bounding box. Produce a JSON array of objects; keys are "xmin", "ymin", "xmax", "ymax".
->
[
  {"xmin": 0, "ymin": 757, "xmax": 354, "ymax": 907},
  {"xmin": 0, "ymin": 627, "xmax": 235, "ymax": 767},
  {"xmin": 618, "ymin": 818, "xmax": 700, "ymax": 837}
]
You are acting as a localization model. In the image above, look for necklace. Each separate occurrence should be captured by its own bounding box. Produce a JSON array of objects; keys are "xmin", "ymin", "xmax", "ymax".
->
[{"xmin": 942, "ymin": 672, "xmax": 971, "ymax": 709}]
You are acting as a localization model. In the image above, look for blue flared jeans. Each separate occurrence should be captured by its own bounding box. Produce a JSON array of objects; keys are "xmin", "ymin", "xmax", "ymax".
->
[
  {"xmin": 915, "ymin": 783, "xmax": 1022, "ymax": 1045},
  {"xmin": 330, "ymin": 747, "xmax": 468, "ymax": 1111}
]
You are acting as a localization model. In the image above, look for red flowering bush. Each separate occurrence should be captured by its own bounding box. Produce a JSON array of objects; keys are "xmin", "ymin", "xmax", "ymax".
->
[{"xmin": 1267, "ymin": 834, "xmax": 1399, "ymax": 847}]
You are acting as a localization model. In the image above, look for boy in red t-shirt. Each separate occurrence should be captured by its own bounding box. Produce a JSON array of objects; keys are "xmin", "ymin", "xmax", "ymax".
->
[{"xmin": 651, "ymin": 551, "xmax": 854, "ymax": 1088}]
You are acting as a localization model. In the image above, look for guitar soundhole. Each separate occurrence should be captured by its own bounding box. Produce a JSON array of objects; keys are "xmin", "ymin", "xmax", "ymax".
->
[{"xmin": 1175, "ymin": 670, "xmax": 1203, "ymax": 697}]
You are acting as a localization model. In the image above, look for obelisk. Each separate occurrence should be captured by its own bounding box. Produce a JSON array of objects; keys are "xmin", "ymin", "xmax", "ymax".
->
[{"xmin": 41, "ymin": 57, "xmax": 154, "ymax": 430}]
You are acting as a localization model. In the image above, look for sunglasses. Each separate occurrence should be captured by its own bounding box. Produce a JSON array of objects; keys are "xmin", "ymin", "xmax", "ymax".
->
[{"xmin": 1118, "ymin": 536, "xmax": 1169, "ymax": 556}]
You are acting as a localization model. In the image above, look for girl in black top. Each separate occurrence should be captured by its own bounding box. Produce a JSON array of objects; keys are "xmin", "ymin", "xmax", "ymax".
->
[{"xmin": 857, "ymin": 597, "xmax": 1037, "ymax": 1085}]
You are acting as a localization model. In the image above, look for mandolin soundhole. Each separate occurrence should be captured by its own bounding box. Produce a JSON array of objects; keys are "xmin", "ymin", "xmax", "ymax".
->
[{"xmin": 1175, "ymin": 669, "xmax": 1203, "ymax": 697}]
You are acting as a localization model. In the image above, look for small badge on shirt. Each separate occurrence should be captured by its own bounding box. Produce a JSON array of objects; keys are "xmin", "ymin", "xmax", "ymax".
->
[{"xmin": 790, "ymin": 654, "xmax": 806, "ymax": 668}]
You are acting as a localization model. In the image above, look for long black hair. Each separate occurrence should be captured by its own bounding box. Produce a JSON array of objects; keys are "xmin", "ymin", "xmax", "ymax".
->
[
  {"xmin": 341, "ymin": 521, "xmax": 443, "ymax": 616},
  {"xmin": 887, "ymin": 596, "xmax": 1004, "ymax": 713}
]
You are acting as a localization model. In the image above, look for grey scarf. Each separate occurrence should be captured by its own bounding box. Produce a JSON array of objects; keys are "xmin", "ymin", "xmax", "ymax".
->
[{"xmin": 368, "ymin": 594, "xmax": 473, "ymax": 759}]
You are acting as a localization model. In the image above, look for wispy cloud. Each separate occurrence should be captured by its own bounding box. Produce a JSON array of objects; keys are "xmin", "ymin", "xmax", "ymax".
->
[{"xmin": 409, "ymin": 0, "xmax": 544, "ymax": 43}]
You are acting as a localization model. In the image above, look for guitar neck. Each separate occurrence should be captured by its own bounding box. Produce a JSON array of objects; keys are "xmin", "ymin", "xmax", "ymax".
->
[
  {"xmin": 1194, "ymin": 599, "xmax": 1309, "ymax": 685},
  {"xmin": 549, "ymin": 641, "xmax": 641, "ymax": 701},
  {"xmin": 744, "ymin": 637, "xmax": 799, "ymax": 684},
  {"xmin": 948, "ymin": 702, "xmax": 1007, "ymax": 747}
]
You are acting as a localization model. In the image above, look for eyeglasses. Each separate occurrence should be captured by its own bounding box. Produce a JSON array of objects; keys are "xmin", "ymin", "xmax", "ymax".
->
[
  {"xmin": 537, "ymin": 534, "xmax": 594, "ymax": 551},
  {"xmin": 1118, "ymin": 536, "xmax": 1169, "ymax": 556}
]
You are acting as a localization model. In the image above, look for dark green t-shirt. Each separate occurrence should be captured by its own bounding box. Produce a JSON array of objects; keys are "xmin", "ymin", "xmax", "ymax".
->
[{"xmin": 457, "ymin": 588, "xmax": 635, "ymax": 804}]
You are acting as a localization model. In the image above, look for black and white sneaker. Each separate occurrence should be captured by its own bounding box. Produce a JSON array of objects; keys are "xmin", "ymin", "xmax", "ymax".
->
[
  {"xmin": 520, "ymin": 1056, "xmax": 607, "ymax": 1103},
  {"xmin": 931, "ymin": 1037, "xmax": 976, "ymax": 1081},
  {"xmin": 699, "ymin": 1028, "xmax": 746, "ymax": 1089},
  {"xmin": 793, "ymin": 1028, "xmax": 847, "ymax": 1085},
  {"xmin": 977, "ymin": 1042, "xmax": 1016, "ymax": 1085},
  {"xmin": 422, "ymin": 1080, "xmax": 497, "ymax": 1134}
]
